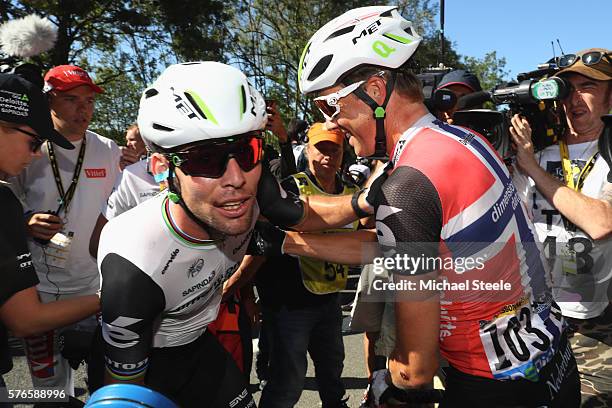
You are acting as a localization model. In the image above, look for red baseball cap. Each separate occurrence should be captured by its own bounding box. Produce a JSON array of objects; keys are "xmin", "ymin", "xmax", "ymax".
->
[{"xmin": 43, "ymin": 65, "xmax": 104, "ymax": 94}]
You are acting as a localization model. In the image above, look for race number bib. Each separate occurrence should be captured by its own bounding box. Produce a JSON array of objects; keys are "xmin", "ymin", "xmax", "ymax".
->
[
  {"xmin": 45, "ymin": 230, "xmax": 74, "ymax": 269},
  {"xmin": 479, "ymin": 301, "xmax": 564, "ymax": 380}
]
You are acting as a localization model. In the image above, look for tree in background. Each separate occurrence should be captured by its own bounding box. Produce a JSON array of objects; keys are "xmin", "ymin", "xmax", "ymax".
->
[
  {"xmin": 1, "ymin": 0, "xmax": 508, "ymax": 141},
  {"xmin": 1, "ymin": 0, "xmax": 232, "ymax": 143},
  {"xmin": 227, "ymin": 0, "xmax": 466, "ymax": 123},
  {"xmin": 463, "ymin": 50, "xmax": 509, "ymax": 91}
]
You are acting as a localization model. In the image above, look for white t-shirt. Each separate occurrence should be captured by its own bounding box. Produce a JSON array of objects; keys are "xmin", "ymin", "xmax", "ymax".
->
[
  {"xmin": 103, "ymin": 159, "xmax": 159, "ymax": 220},
  {"xmin": 11, "ymin": 130, "xmax": 121, "ymax": 294},
  {"xmin": 513, "ymin": 141, "xmax": 612, "ymax": 319}
]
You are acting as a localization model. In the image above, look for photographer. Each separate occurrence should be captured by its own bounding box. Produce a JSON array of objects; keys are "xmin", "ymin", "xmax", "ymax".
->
[
  {"xmin": 435, "ymin": 69, "xmax": 482, "ymax": 124},
  {"xmin": 510, "ymin": 48, "xmax": 611, "ymax": 405}
]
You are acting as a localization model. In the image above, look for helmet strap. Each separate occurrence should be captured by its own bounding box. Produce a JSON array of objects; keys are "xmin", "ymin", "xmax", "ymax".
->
[
  {"xmin": 351, "ymin": 71, "xmax": 396, "ymax": 157},
  {"xmin": 166, "ymin": 163, "xmax": 216, "ymax": 238}
]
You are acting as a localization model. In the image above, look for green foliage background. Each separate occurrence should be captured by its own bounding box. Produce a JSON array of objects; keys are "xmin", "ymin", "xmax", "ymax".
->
[{"xmin": 1, "ymin": 0, "xmax": 509, "ymax": 145}]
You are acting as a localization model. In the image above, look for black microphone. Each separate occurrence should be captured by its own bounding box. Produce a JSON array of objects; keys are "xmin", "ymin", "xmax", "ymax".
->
[{"xmin": 455, "ymin": 91, "xmax": 492, "ymax": 111}]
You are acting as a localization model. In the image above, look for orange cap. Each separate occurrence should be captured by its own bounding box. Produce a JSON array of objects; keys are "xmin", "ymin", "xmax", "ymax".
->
[{"xmin": 307, "ymin": 123, "xmax": 344, "ymax": 146}]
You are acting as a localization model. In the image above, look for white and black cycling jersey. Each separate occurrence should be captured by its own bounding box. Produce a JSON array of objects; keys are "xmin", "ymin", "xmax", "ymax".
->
[{"xmin": 97, "ymin": 191, "xmax": 255, "ymax": 380}]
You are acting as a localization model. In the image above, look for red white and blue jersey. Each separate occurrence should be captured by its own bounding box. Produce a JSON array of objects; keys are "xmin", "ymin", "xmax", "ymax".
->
[{"xmin": 377, "ymin": 114, "xmax": 564, "ymax": 380}]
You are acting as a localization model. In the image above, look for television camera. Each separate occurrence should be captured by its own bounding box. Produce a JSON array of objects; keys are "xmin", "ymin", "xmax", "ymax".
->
[{"xmin": 451, "ymin": 61, "xmax": 570, "ymax": 157}]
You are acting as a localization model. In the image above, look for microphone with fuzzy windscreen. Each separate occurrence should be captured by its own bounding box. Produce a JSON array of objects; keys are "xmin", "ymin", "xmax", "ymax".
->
[{"xmin": 0, "ymin": 14, "xmax": 57, "ymax": 88}]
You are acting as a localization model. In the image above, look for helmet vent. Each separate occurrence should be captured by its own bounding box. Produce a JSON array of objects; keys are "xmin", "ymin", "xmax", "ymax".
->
[
  {"xmin": 183, "ymin": 91, "xmax": 208, "ymax": 120},
  {"xmin": 380, "ymin": 9, "xmax": 393, "ymax": 18},
  {"xmin": 144, "ymin": 88, "xmax": 159, "ymax": 98},
  {"xmin": 404, "ymin": 27, "xmax": 414, "ymax": 36},
  {"xmin": 152, "ymin": 123, "xmax": 175, "ymax": 132},
  {"xmin": 324, "ymin": 25, "xmax": 355, "ymax": 42},
  {"xmin": 240, "ymin": 85, "xmax": 247, "ymax": 114},
  {"xmin": 307, "ymin": 54, "xmax": 333, "ymax": 82}
]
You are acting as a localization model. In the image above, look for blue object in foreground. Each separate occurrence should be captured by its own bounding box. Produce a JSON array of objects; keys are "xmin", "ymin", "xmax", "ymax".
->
[{"xmin": 85, "ymin": 384, "xmax": 178, "ymax": 408}]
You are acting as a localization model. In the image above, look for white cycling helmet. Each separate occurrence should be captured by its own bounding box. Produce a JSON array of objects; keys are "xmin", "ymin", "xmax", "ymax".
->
[
  {"xmin": 298, "ymin": 6, "xmax": 422, "ymax": 94},
  {"xmin": 138, "ymin": 61, "xmax": 267, "ymax": 152}
]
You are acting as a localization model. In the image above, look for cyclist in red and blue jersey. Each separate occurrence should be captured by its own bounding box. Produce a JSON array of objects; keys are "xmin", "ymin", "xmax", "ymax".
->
[{"xmin": 250, "ymin": 6, "xmax": 581, "ymax": 407}]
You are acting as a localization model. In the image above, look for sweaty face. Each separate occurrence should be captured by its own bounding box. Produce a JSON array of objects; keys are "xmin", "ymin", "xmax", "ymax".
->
[
  {"xmin": 0, "ymin": 124, "xmax": 42, "ymax": 177},
  {"xmin": 308, "ymin": 140, "xmax": 343, "ymax": 178},
  {"xmin": 562, "ymin": 74, "xmax": 612, "ymax": 136},
  {"xmin": 49, "ymin": 85, "xmax": 96, "ymax": 140},
  {"xmin": 176, "ymin": 159, "xmax": 261, "ymax": 237},
  {"xmin": 317, "ymin": 85, "xmax": 376, "ymax": 157}
]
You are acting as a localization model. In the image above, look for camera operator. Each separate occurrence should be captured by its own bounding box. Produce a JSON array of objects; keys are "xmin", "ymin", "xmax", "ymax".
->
[
  {"xmin": 510, "ymin": 48, "xmax": 611, "ymax": 405},
  {"xmin": 435, "ymin": 69, "xmax": 482, "ymax": 124}
]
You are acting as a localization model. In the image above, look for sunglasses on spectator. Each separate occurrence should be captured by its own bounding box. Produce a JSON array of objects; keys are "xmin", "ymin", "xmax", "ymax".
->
[
  {"xmin": 558, "ymin": 51, "xmax": 611, "ymax": 68},
  {"xmin": 313, "ymin": 80, "xmax": 365, "ymax": 121},
  {"xmin": 169, "ymin": 132, "xmax": 263, "ymax": 178},
  {"xmin": 10, "ymin": 127, "xmax": 45, "ymax": 152}
]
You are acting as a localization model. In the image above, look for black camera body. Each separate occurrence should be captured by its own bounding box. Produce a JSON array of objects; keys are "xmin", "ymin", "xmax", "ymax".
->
[
  {"xmin": 417, "ymin": 66, "xmax": 457, "ymax": 114},
  {"xmin": 0, "ymin": 54, "xmax": 45, "ymax": 89},
  {"xmin": 452, "ymin": 61, "xmax": 569, "ymax": 156},
  {"xmin": 600, "ymin": 114, "xmax": 612, "ymax": 182}
]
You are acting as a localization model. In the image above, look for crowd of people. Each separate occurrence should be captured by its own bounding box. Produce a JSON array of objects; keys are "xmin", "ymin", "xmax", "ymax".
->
[{"xmin": 0, "ymin": 5, "xmax": 610, "ymax": 408}]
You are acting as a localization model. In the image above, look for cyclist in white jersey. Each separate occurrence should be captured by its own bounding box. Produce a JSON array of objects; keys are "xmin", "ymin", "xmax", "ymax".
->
[{"xmin": 92, "ymin": 62, "xmax": 267, "ymax": 407}]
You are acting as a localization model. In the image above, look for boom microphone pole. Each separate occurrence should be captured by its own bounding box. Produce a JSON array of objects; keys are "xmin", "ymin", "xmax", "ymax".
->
[{"xmin": 440, "ymin": 0, "xmax": 445, "ymax": 65}]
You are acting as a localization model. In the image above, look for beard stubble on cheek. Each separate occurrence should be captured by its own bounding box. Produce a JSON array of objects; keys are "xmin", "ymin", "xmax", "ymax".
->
[{"xmin": 179, "ymin": 175, "xmax": 256, "ymax": 238}]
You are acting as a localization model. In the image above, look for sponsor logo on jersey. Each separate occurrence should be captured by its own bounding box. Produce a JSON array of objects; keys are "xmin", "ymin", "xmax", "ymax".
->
[
  {"xmin": 223, "ymin": 263, "xmax": 240, "ymax": 280},
  {"xmin": 229, "ymin": 389, "xmax": 251, "ymax": 408},
  {"xmin": 104, "ymin": 355, "xmax": 148, "ymax": 375},
  {"xmin": 187, "ymin": 258, "xmax": 204, "ymax": 278},
  {"xmin": 85, "ymin": 168, "xmax": 107, "ymax": 178},
  {"xmin": 102, "ymin": 316, "xmax": 142, "ymax": 349},
  {"xmin": 391, "ymin": 139, "xmax": 407, "ymax": 164},
  {"xmin": 139, "ymin": 191, "xmax": 157, "ymax": 199},
  {"xmin": 170, "ymin": 290, "xmax": 209, "ymax": 313},
  {"xmin": 459, "ymin": 131, "xmax": 475, "ymax": 146},
  {"xmin": 16, "ymin": 251, "xmax": 32, "ymax": 269},
  {"xmin": 546, "ymin": 339, "xmax": 574, "ymax": 400},
  {"xmin": 182, "ymin": 269, "xmax": 217, "ymax": 297},
  {"xmin": 161, "ymin": 248, "xmax": 180, "ymax": 275}
]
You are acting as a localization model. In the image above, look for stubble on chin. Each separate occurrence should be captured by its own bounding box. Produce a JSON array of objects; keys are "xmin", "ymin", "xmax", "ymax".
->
[{"xmin": 195, "ymin": 203, "xmax": 254, "ymax": 240}]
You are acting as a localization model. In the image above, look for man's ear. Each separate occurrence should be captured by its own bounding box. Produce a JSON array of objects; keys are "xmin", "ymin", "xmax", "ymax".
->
[
  {"xmin": 364, "ymin": 75, "xmax": 387, "ymax": 105},
  {"xmin": 150, "ymin": 153, "xmax": 169, "ymax": 176}
]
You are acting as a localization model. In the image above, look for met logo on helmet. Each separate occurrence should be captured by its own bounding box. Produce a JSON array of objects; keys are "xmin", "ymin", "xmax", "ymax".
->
[
  {"xmin": 351, "ymin": 19, "xmax": 382, "ymax": 45},
  {"xmin": 173, "ymin": 92, "xmax": 197, "ymax": 120}
]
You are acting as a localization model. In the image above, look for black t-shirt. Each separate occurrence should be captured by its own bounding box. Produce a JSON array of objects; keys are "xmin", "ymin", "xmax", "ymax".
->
[
  {"xmin": 256, "ymin": 170, "xmax": 347, "ymax": 310},
  {"xmin": 0, "ymin": 183, "xmax": 39, "ymax": 374}
]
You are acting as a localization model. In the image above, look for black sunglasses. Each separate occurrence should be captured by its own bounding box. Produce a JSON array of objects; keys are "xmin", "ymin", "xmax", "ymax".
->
[
  {"xmin": 169, "ymin": 132, "xmax": 263, "ymax": 178},
  {"xmin": 10, "ymin": 127, "xmax": 45, "ymax": 152},
  {"xmin": 558, "ymin": 51, "xmax": 611, "ymax": 69}
]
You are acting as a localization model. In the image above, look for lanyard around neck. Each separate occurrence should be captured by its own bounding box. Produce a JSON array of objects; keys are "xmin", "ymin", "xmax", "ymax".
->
[
  {"xmin": 47, "ymin": 137, "xmax": 87, "ymax": 214},
  {"xmin": 558, "ymin": 140, "xmax": 599, "ymax": 192}
]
